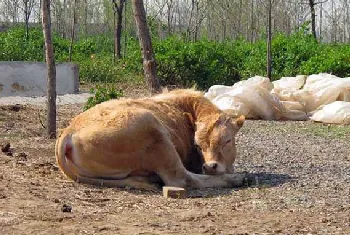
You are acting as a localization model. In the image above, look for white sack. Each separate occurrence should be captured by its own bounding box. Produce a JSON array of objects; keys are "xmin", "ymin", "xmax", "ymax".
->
[
  {"xmin": 204, "ymin": 85, "xmax": 234, "ymax": 100},
  {"xmin": 272, "ymin": 75, "xmax": 306, "ymax": 92},
  {"xmin": 212, "ymin": 85, "xmax": 282, "ymax": 120},
  {"xmin": 232, "ymin": 76, "xmax": 273, "ymax": 91},
  {"xmin": 310, "ymin": 101, "xmax": 350, "ymax": 124},
  {"xmin": 302, "ymin": 74, "xmax": 350, "ymax": 111},
  {"xmin": 206, "ymin": 73, "xmax": 350, "ymax": 124}
]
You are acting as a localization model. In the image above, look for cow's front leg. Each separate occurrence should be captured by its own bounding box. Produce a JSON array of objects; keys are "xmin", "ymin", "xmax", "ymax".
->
[
  {"xmin": 149, "ymin": 132, "xmax": 250, "ymax": 189},
  {"xmin": 184, "ymin": 172, "xmax": 249, "ymax": 188}
]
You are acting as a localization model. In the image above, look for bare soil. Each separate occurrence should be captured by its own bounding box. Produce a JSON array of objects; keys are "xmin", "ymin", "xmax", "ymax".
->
[{"xmin": 1, "ymin": 90, "xmax": 350, "ymax": 235}]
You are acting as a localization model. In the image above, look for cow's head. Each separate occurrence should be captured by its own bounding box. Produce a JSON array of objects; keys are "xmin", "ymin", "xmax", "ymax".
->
[{"xmin": 194, "ymin": 115, "xmax": 245, "ymax": 175}]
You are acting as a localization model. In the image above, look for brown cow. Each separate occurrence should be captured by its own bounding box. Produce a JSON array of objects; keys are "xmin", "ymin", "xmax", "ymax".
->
[{"xmin": 55, "ymin": 89, "xmax": 247, "ymax": 190}]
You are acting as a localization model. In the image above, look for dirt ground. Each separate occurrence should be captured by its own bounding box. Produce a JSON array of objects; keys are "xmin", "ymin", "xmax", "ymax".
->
[{"xmin": 1, "ymin": 91, "xmax": 350, "ymax": 234}]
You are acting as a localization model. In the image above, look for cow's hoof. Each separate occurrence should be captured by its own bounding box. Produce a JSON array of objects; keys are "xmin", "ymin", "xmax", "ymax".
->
[
  {"xmin": 225, "ymin": 173, "xmax": 247, "ymax": 188},
  {"xmin": 242, "ymin": 172, "xmax": 256, "ymax": 187}
]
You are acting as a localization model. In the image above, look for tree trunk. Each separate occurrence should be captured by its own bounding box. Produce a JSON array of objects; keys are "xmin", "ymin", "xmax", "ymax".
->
[
  {"xmin": 13, "ymin": 1, "xmax": 18, "ymax": 24},
  {"xmin": 113, "ymin": 0, "xmax": 125, "ymax": 60},
  {"xmin": 309, "ymin": 0, "xmax": 317, "ymax": 39},
  {"xmin": 62, "ymin": 0, "xmax": 67, "ymax": 38},
  {"xmin": 266, "ymin": 0, "xmax": 272, "ymax": 79},
  {"xmin": 344, "ymin": 0, "xmax": 350, "ymax": 42},
  {"xmin": 24, "ymin": 0, "xmax": 29, "ymax": 40},
  {"xmin": 166, "ymin": 0, "xmax": 173, "ymax": 35},
  {"xmin": 132, "ymin": 0, "xmax": 161, "ymax": 94},
  {"xmin": 84, "ymin": 0, "xmax": 88, "ymax": 35},
  {"xmin": 319, "ymin": 1, "xmax": 323, "ymax": 40},
  {"xmin": 42, "ymin": 0, "xmax": 57, "ymax": 139},
  {"xmin": 69, "ymin": 0, "xmax": 78, "ymax": 61},
  {"xmin": 238, "ymin": 0, "xmax": 243, "ymax": 36},
  {"xmin": 331, "ymin": 0, "xmax": 336, "ymax": 42},
  {"xmin": 250, "ymin": 0, "xmax": 255, "ymax": 42},
  {"xmin": 123, "ymin": 0, "xmax": 127, "ymax": 58},
  {"xmin": 193, "ymin": 1, "xmax": 199, "ymax": 41},
  {"xmin": 187, "ymin": 0, "xmax": 195, "ymax": 41},
  {"xmin": 38, "ymin": 0, "xmax": 42, "ymax": 25}
]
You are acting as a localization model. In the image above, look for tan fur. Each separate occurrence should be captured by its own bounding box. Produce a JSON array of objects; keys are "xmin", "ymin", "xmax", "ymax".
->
[{"xmin": 56, "ymin": 89, "xmax": 246, "ymax": 189}]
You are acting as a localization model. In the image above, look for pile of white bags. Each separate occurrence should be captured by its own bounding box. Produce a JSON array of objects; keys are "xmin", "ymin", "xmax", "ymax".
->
[{"xmin": 205, "ymin": 73, "xmax": 350, "ymax": 124}]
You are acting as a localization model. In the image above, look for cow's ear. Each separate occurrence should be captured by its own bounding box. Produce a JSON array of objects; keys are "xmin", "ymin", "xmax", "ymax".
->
[{"xmin": 233, "ymin": 115, "xmax": 245, "ymax": 130}]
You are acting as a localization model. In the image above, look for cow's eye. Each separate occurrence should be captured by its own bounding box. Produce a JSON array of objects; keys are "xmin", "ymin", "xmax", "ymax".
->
[{"xmin": 223, "ymin": 139, "xmax": 232, "ymax": 147}]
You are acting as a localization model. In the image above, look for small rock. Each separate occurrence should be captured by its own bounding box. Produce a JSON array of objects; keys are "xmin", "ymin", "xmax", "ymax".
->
[
  {"xmin": 9, "ymin": 104, "xmax": 21, "ymax": 112},
  {"xmin": 15, "ymin": 152, "xmax": 27, "ymax": 161},
  {"xmin": 54, "ymin": 198, "xmax": 60, "ymax": 203},
  {"xmin": 1, "ymin": 143, "xmax": 10, "ymax": 153},
  {"xmin": 6, "ymin": 152, "xmax": 13, "ymax": 157},
  {"xmin": 61, "ymin": 204, "xmax": 72, "ymax": 213},
  {"xmin": 162, "ymin": 186, "xmax": 187, "ymax": 199}
]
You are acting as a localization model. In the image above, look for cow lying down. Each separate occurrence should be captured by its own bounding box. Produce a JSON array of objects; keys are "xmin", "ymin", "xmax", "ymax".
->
[{"xmin": 55, "ymin": 89, "xmax": 248, "ymax": 190}]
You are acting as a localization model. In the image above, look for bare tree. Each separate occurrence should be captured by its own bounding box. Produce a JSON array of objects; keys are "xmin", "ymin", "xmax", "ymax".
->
[
  {"xmin": 308, "ymin": 0, "xmax": 328, "ymax": 39},
  {"xmin": 308, "ymin": 0, "xmax": 317, "ymax": 39},
  {"xmin": 319, "ymin": 0, "xmax": 323, "ymax": 39},
  {"xmin": 12, "ymin": 0, "xmax": 20, "ymax": 24},
  {"xmin": 267, "ymin": 0, "xmax": 273, "ymax": 79},
  {"xmin": 132, "ymin": 0, "xmax": 161, "ymax": 94},
  {"xmin": 42, "ymin": 0, "xmax": 57, "ymax": 139},
  {"xmin": 69, "ymin": 0, "xmax": 78, "ymax": 61},
  {"xmin": 112, "ymin": 0, "xmax": 126, "ymax": 60},
  {"xmin": 166, "ymin": 0, "xmax": 174, "ymax": 35},
  {"xmin": 299, "ymin": 0, "xmax": 328, "ymax": 40},
  {"xmin": 22, "ymin": 0, "xmax": 35, "ymax": 39},
  {"xmin": 345, "ymin": 0, "xmax": 350, "ymax": 42}
]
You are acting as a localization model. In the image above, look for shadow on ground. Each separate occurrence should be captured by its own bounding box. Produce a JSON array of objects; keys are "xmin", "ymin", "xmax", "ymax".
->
[
  {"xmin": 187, "ymin": 172, "xmax": 293, "ymax": 198},
  {"xmin": 100, "ymin": 171, "xmax": 294, "ymax": 198}
]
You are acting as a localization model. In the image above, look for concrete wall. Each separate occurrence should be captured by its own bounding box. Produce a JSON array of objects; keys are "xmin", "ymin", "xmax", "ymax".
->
[{"xmin": 0, "ymin": 62, "xmax": 79, "ymax": 97}]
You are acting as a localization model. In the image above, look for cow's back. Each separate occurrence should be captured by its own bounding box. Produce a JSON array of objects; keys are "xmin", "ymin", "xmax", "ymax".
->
[{"xmin": 64, "ymin": 97, "xmax": 195, "ymax": 161}]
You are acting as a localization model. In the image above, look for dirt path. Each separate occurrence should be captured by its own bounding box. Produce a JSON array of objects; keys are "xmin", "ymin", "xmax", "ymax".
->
[{"xmin": 0, "ymin": 103, "xmax": 349, "ymax": 235}]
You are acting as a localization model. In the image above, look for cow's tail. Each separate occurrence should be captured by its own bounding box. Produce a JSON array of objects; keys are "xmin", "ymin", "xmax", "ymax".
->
[{"xmin": 55, "ymin": 133, "xmax": 78, "ymax": 182}]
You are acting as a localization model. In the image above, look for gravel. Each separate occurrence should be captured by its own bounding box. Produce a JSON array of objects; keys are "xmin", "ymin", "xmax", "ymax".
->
[{"xmin": 235, "ymin": 120, "xmax": 350, "ymax": 213}]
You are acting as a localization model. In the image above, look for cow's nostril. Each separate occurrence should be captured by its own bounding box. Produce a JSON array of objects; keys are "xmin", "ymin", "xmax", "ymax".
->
[{"xmin": 203, "ymin": 163, "xmax": 219, "ymax": 173}]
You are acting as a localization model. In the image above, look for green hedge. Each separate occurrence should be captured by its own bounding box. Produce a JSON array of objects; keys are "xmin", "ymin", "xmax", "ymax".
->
[{"xmin": 1, "ymin": 27, "xmax": 350, "ymax": 90}]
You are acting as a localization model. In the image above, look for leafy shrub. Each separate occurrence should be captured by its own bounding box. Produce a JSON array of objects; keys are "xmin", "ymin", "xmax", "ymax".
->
[
  {"xmin": 300, "ymin": 44, "xmax": 350, "ymax": 77},
  {"xmin": 84, "ymin": 85, "xmax": 123, "ymax": 110},
  {"xmin": 271, "ymin": 31, "xmax": 319, "ymax": 78},
  {"xmin": 154, "ymin": 37, "xmax": 241, "ymax": 89},
  {"xmin": 0, "ymin": 27, "xmax": 69, "ymax": 61},
  {"xmin": 1, "ymin": 26, "xmax": 350, "ymax": 89},
  {"xmin": 79, "ymin": 56, "xmax": 118, "ymax": 83}
]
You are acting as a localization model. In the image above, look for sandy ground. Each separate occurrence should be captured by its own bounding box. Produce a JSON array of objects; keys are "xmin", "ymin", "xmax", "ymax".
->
[{"xmin": 0, "ymin": 92, "xmax": 350, "ymax": 234}]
